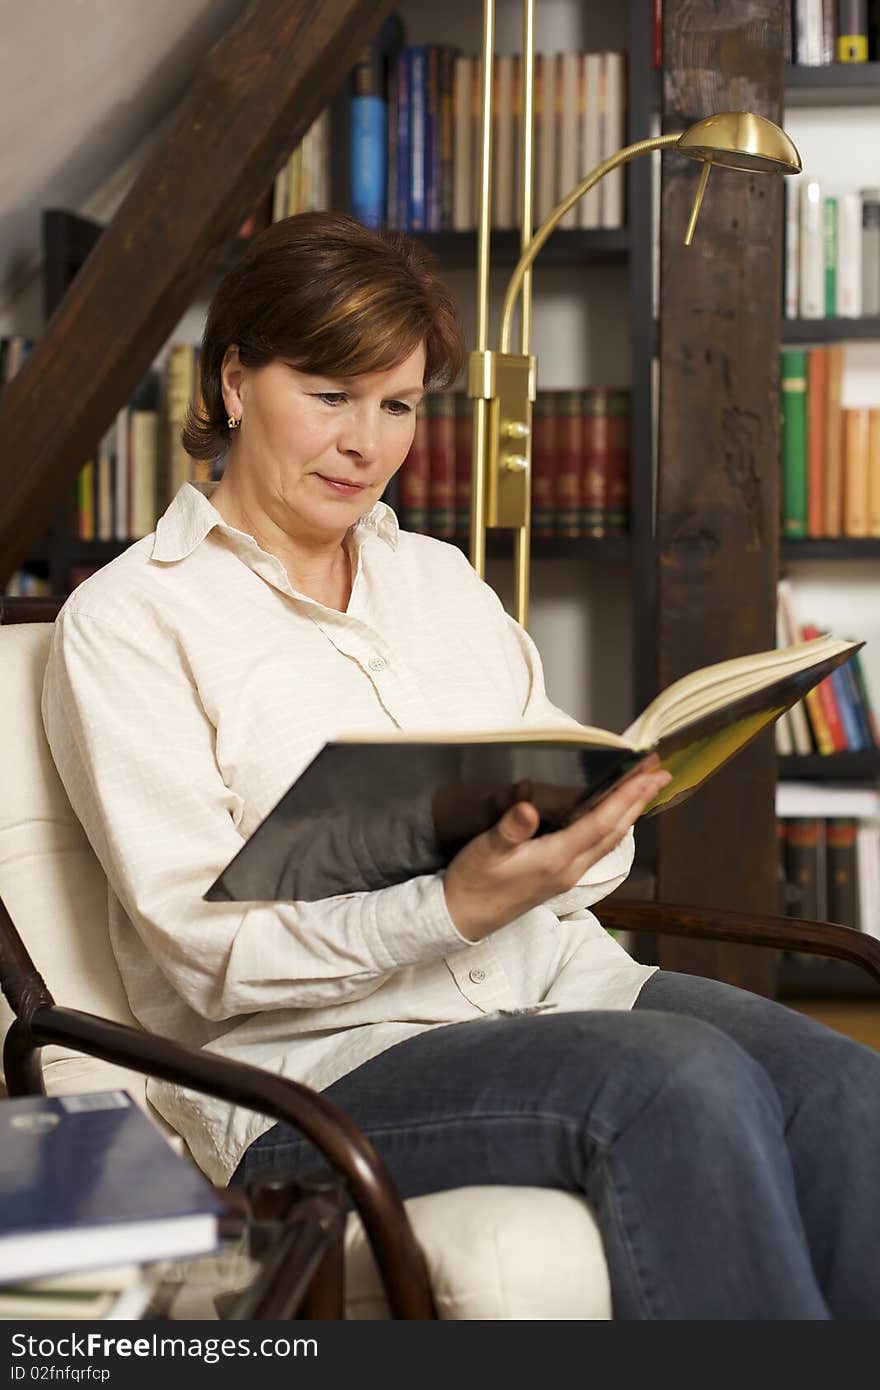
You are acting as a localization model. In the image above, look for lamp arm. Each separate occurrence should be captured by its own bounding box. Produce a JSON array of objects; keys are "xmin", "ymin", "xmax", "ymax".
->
[{"xmin": 499, "ymin": 132, "xmax": 681, "ymax": 353}]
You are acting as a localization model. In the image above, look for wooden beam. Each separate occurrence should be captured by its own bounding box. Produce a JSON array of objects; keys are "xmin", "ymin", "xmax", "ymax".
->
[
  {"xmin": 1, "ymin": 0, "xmax": 391, "ymax": 584},
  {"xmin": 654, "ymin": 0, "xmax": 785, "ymax": 994}
]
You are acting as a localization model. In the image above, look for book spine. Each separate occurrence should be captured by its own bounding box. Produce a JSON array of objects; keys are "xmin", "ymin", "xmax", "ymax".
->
[
  {"xmin": 581, "ymin": 388, "xmax": 608, "ymax": 536},
  {"xmin": 531, "ymin": 390, "xmax": 556, "ymax": 540},
  {"xmin": 862, "ymin": 188, "xmax": 880, "ymax": 315},
  {"xmin": 806, "ymin": 347, "xmax": 827, "ymax": 536},
  {"xmin": 454, "ymin": 393, "xmax": 472, "ymax": 536},
  {"xmin": 780, "ymin": 349, "xmax": 808, "ymax": 538},
  {"xmin": 96, "ymin": 427, "xmax": 114, "ymax": 543},
  {"xmin": 536, "ymin": 53, "xmax": 557, "ymax": 227},
  {"xmin": 799, "ymin": 180, "xmax": 824, "ymax": 318},
  {"xmin": 838, "ymin": 0, "xmax": 869, "ymax": 59},
  {"xmin": 350, "ymin": 43, "xmax": 388, "ymax": 229},
  {"xmin": 76, "ymin": 461, "xmax": 95, "ymax": 541},
  {"xmin": 838, "ymin": 655, "xmax": 874, "ymax": 749},
  {"xmin": 784, "ymin": 818, "xmax": 825, "ymax": 920},
  {"xmin": 843, "ymin": 407, "xmax": 870, "ymax": 536},
  {"xmin": 850, "ymin": 649, "xmax": 880, "ymax": 746},
  {"xmin": 856, "ymin": 820, "xmax": 880, "ymax": 938},
  {"xmin": 425, "ymin": 46, "xmax": 441, "ymax": 232},
  {"xmin": 837, "ymin": 192, "xmax": 863, "ymax": 315},
  {"xmin": 776, "ymin": 588, "xmax": 814, "ymax": 754},
  {"xmin": 114, "ymin": 407, "xmax": 130, "ymax": 539},
  {"xmin": 784, "ymin": 178, "xmax": 800, "ymax": 318},
  {"xmin": 129, "ymin": 409, "xmax": 159, "ymax": 539},
  {"xmin": 822, "ymin": 196, "xmax": 837, "ymax": 315},
  {"xmin": 427, "ymin": 392, "xmax": 456, "ymax": 537},
  {"xmin": 407, "ymin": 48, "xmax": 427, "ymax": 232},
  {"xmin": 601, "ymin": 53, "xmax": 625, "ymax": 229},
  {"xmin": 396, "ymin": 51, "xmax": 410, "ymax": 230},
  {"xmin": 802, "ymin": 622, "xmax": 849, "ymax": 752},
  {"xmin": 452, "ymin": 56, "xmax": 473, "ymax": 230},
  {"xmin": 824, "ymin": 342, "xmax": 845, "ymax": 536},
  {"xmin": 579, "ymin": 54, "xmax": 602, "ymax": 229},
  {"xmin": 439, "ymin": 46, "xmax": 456, "ymax": 230},
  {"xmin": 652, "ymin": 0, "xmax": 662, "ymax": 67},
  {"xmin": 796, "ymin": 0, "xmax": 825, "ymax": 62},
  {"xmin": 386, "ymin": 62, "xmax": 398, "ymax": 228},
  {"xmin": 398, "ymin": 405, "xmax": 430, "ymax": 530},
  {"xmin": 826, "ymin": 818, "xmax": 860, "ymax": 928},
  {"xmin": 513, "ymin": 54, "xmax": 523, "ymax": 228},
  {"xmin": 830, "ymin": 666, "xmax": 864, "ymax": 749},
  {"xmin": 868, "ymin": 407, "xmax": 880, "ymax": 536},
  {"xmin": 557, "ymin": 53, "xmax": 579, "ymax": 229},
  {"xmin": 605, "ymin": 388, "xmax": 630, "ymax": 533},
  {"xmin": 555, "ymin": 390, "xmax": 582, "ymax": 538},
  {"xmin": 822, "ymin": 0, "xmax": 838, "ymax": 62}
]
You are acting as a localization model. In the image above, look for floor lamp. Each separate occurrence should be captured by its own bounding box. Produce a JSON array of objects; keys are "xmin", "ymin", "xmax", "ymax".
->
[{"xmin": 468, "ymin": 0, "xmax": 802, "ymax": 629}]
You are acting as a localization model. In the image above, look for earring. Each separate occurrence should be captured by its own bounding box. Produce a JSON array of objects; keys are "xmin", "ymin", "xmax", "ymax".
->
[{"xmin": 227, "ymin": 414, "xmax": 240, "ymax": 430}]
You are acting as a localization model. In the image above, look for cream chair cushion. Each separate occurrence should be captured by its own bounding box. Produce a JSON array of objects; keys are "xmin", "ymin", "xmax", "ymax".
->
[{"xmin": 0, "ymin": 621, "xmax": 611, "ymax": 1319}]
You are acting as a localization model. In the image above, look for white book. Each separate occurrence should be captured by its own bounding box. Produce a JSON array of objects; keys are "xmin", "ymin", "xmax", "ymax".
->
[
  {"xmin": 776, "ymin": 581, "xmax": 814, "ymax": 753},
  {"xmin": 557, "ymin": 52, "xmax": 580, "ymax": 228},
  {"xmin": 794, "ymin": 0, "xmax": 825, "ymax": 64},
  {"xmin": 784, "ymin": 177, "xmax": 800, "ymax": 318},
  {"xmin": 799, "ymin": 179, "xmax": 824, "ymax": 318},
  {"xmin": 837, "ymin": 192, "xmax": 863, "ymax": 317},
  {"xmin": 856, "ymin": 821, "xmax": 880, "ymax": 938},
  {"xmin": 776, "ymin": 782, "xmax": 880, "ymax": 819},
  {"xmin": 600, "ymin": 53, "xmax": 625, "ymax": 229},
  {"xmin": 453, "ymin": 56, "xmax": 473, "ymax": 230},
  {"xmin": 775, "ymin": 709, "xmax": 795, "ymax": 755},
  {"xmin": 493, "ymin": 54, "xmax": 515, "ymax": 230},
  {"xmin": 578, "ymin": 54, "xmax": 602, "ymax": 228},
  {"xmin": 271, "ymin": 161, "xmax": 289, "ymax": 223},
  {"xmin": 535, "ymin": 52, "xmax": 557, "ymax": 226}
]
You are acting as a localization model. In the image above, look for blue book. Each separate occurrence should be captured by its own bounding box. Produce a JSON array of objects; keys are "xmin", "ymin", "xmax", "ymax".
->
[
  {"xmin": 838, "ymin": 656, "xmax": 873, "ymax": 749},
  {"xmin": 0, "ymin": 1091, "xmax": 222, "ymax": 1282},
  {"xmin": 407, "ymin": 46, "xmax": 428, "ymax": 231},
  {"xmin": 830, "ymin": 667, "xmax": 864, "ymax": 750},
  {"xmin": 395, "ymin": 50, "xmax": 410, "ymax": 229},
  {"xmin": 349, "ymin": 13, "xmax": 404, "ymax": 228}
]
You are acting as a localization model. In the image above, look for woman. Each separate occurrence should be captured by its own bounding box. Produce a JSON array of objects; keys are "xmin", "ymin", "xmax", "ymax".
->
[{"xmin": 43, "ymin": 211, "xmax": 880, "ymax": 1319}]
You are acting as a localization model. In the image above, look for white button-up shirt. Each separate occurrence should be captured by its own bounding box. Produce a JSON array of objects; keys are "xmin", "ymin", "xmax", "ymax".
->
[{"xmin": 42, "ymin": 483, "xmax": 656, "ymax": 1184}]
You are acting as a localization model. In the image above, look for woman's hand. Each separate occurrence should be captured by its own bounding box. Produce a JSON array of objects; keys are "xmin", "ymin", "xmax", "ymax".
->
[{"xmin": 442, "ymin": 759, "xmax": 672, "ymax": 943}]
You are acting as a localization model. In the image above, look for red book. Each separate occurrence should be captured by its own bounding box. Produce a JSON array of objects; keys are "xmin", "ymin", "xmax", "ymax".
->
[
  {"xmin": 802, "ymin": 622, "xmax": 848, "ymax": 753},
  {"xmin": 652, "ymin": 0, "xmax": 662, "ymax": 69},
  {"xmin": 531, "ymin": 391, "xmax": 556, "ymax": 539},
  {"xmin": 454, "ymin": 393, "xmax": 472, "ymax": 538},
  {"xmin": 806, "ymin": 348, "xmax": 828, "ymax": 537},
  {"xmin": 427, "ymin": 393, "xmax": 456, "ymax": 537},
  {"xmin": 581, "ymin": 388, "xmax": 630, "ymax": 536},
  {"xmin": 398, "ymin": 408, "xmax": 430, "ymax": 532},
  {"xmin": 555, "ymin": 390, "xmax": 582, "ymax": 538}
]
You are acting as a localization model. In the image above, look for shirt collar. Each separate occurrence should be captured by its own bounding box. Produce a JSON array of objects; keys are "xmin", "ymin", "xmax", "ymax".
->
[{"xmin": 151, "ymin": 482, "xmax": 400, "ymax": 563}]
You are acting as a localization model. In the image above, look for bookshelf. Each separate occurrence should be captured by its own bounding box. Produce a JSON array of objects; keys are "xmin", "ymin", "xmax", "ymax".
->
[{"xmin": 776, "ymin": 55, "xmax": 880, "ymax": 1000}]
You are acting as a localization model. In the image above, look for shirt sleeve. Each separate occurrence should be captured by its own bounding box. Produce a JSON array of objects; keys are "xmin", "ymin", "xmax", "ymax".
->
[{"xmin": 42, "ymin": 606, "xmax": 472, "ymax": 1024}]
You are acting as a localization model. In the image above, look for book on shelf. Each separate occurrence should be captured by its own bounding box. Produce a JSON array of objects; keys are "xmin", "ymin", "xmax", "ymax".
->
[
  {"xmin": 776, "ymin": 803, "xmax": 880, "ymax": 939},
  {"xmin": 799, "ymin": 180, "xmax": 825, "ymax": 319},
  {"xmin": 838, "ymin": 191, "xmax": 863, "ymax": 317},
  {"xmin": 204, "ymin": 634, "xmax": 861, "ymax": 905},
  {"xmin": 0, "ymin": 1091, "xmax": 222, "ymax": 1284},
  {"xmin": 863, "ymin": 188, "xmax": 880, "ymax": 316},
  {"xmin": 781, "ymin": 349, "xmax": 808, "ymax": 537},
  {"xmin": 579, "ymin": 53, "xmax": 602, "ymax": 229}
]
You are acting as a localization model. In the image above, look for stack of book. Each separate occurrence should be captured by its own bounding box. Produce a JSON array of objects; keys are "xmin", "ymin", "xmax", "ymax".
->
[
  {"xmin": 390, "ymin": 387, "xmax": 630, "ymax": 541},
  {"xmin": 775, "ymin": 579, "xmax": 879, "ymax": 755},
  {"xmin": 784, "ymin": 180, "xmax": 880, "ymax": 320},
  {"xmin": 271, "ymin": 109, "xmax": 331, "ymax": 223},
  {"xmin": 776, "ymin": 783, "xmax": 880, "ymax": 938},
  {"xmin": 780, "ymin": 346, "xmax": 880, "ymax": 539}
]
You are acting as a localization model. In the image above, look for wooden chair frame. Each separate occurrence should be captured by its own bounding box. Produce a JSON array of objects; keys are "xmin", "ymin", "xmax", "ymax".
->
[{"xmin": 2, "ymin": 593, "xmax": 879, "ymax": 1319}]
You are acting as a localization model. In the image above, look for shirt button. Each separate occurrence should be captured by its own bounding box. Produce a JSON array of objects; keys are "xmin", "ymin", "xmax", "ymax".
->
[
  {"xmin": 368, "ymin": 656, "xmax": 388, "ymax": 672},
  {"xmin": 469, "ymin": 968, "xmax": 487, "ymax": 984}
]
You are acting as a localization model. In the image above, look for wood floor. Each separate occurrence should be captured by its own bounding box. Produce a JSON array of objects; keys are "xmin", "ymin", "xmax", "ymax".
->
[{"xmin": 785, "ymin": 998, "xmax": 880, "ymax": 1052}]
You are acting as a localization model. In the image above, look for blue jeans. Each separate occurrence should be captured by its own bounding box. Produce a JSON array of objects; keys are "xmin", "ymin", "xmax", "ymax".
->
[{"xmin": 233, "ymin": 971, "xmax": 880, "ymax": 1319}]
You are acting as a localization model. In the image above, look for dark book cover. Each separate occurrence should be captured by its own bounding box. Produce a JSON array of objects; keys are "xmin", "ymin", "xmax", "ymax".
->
[
  {"xmin": 784, "ymin": 817, "xmax": 825, "ymax": 921},
  {"xmin": 531, "ymin": 391, "xmax": 556, "ymax": 540},
  {"xmin": 826, "ymin": 817, "xmax": 860, "ymax": 928},
  {"xmin": 427, "ymin": 391, "xmax": 456, "ymax": 537},
  {"xmin": 0, "ymin": 1092, "xmax": 221, "ymax": 1282},
  {"xmin": 555, "ymin": 389, "xmax": 582, "ymax": 539},
  {"xmin": 398, "ymin": 405, "xmax": 430, "ymax": 531},
  {"xmin": 453, "ymin": 392, "xmax": 472, "ymax": 537}
]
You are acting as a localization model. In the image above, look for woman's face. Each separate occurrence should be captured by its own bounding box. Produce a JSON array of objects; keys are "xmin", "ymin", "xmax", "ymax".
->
[{"xmin": 221, "ymin": 341, "xmax": 426, "ymax": 540}]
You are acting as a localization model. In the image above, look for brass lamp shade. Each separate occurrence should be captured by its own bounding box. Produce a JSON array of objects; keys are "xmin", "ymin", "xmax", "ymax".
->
[{"xmin": 676, "ymin": 112, "xmax": 802, "ymax": 175}]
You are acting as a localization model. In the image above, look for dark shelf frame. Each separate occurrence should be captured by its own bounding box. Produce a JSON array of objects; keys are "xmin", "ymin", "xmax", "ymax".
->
[
  {"xmin": 781, "ymin": 317, "xmax": 880, "ymax": 343},
  {"xmin": 777, "ymin": 954, "xmax": 880, "ymax": 998},
  {"xmin": 777, "ymin": 751, "xmax": 880, "ymax": 780},
  {"xmin": 784, "ymin": 61, "xmax": 880, "ymax": 105},
  {"xmin": 411, "ymin": 228, "xmax": 630, "ymax": 269},
  {"xmin": 781, "ymin": 538, "xmax": 880, "ymax": 559}
]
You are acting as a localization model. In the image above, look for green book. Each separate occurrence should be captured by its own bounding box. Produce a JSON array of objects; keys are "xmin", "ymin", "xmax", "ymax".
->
[
  {"xmin": 823, "ymin": 196, "xmax": 837, "ymax": 316},
  {"xmin": 780, "ymin": 349, "xmax": 808, "ymax": 539}
]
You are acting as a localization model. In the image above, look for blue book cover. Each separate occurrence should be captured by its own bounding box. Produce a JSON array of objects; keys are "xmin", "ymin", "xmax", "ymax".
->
[
  {"xmin": 351, "ymin": 96, "xmax": 387, "ymax": 228},
  {"xmin": 838, "ymin": 657, "xmax": 873, "ymax": 749},
  {"xmin": 407, "ymin": 46, "xmax": 427, "ymax": 231},
  {"xmin": 396, "ymin": 50, "xmax": 410, "ymax": 229},
  {"xmin": 830, "ymin": 666, "xmax": 864, "ymax": 750},
  {"xmin": 0, "ymin": 1091, "xmax": 222, "ymax": 1282}
]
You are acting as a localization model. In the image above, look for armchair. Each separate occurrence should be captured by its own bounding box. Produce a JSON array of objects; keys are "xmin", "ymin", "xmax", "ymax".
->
[{"xmin": 2, "ymin": 594, "xmax": 878, "ymax": 1319}]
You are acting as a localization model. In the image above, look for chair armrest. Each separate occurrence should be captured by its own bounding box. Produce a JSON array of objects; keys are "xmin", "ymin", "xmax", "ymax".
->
[
  {"xmin": 6, "ymin": 1002, "xmax": 434, "ymax": 1319},
  {"xmin": 599, "ymin": 900, "xmax": 880, "ymax": 985}
]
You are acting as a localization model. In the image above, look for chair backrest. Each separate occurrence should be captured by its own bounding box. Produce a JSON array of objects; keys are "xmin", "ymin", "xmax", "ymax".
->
[{"xmin": 0, "ymin": 608, "xmax": 152, "ymax": 1105}]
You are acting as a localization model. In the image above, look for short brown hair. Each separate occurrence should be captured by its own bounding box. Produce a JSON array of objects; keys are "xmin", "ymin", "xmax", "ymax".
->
[{"xmin": 181, "ymin": 211, "xmax": 466, "ymax": 461}]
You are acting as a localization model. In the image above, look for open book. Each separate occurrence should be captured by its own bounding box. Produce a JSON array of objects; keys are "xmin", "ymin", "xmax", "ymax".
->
[{"xmin": 205, "ymin": 633, "xmax": 861, "ymax": 904}]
